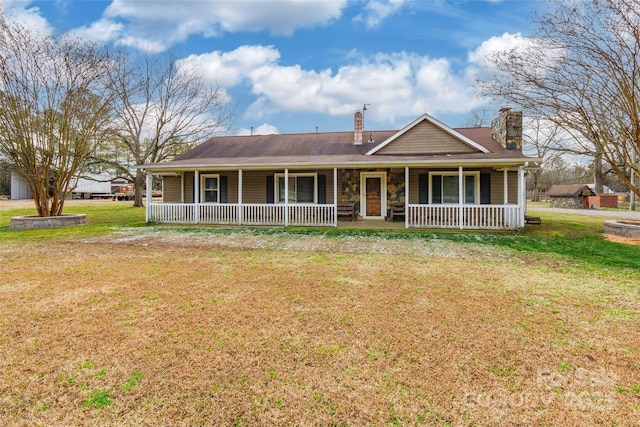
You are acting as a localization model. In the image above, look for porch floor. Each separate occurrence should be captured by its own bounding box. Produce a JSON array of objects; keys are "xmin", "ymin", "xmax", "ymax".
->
[{"xmin": 336, "ymin": 219, "xmax": 406, "ymax": 230}]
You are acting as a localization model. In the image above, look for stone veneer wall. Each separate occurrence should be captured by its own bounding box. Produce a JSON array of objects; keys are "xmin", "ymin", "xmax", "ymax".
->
[
  {"xmin": 340, "ymin": 168, "xmax": 406, "ymax": 213},
  {"xmin": 10, "ymin": 214, "xmax": 87, "ymax": 229},
  {"xmin": 549, "ymin": 196, "xmax": 585, "ymax": 209}
]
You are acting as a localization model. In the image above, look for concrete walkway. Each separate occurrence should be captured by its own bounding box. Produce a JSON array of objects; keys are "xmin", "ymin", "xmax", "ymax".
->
[{"xmin": 528, "ymin": 206, "xmax": 640, "ymax": 220}]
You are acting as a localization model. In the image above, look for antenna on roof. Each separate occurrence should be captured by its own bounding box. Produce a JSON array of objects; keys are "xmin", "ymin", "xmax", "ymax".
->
[{"xmin": 362, "ymin": 104, "xmax": 370, "ymax": 129}]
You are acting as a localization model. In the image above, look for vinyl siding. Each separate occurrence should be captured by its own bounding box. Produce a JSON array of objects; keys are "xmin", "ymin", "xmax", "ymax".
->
[
  {"xmin": 375, "ymin": 120, "xmax": 478, "ymax": 155},
  {"xmin": 163, "ymin": 176, "xmax": 182, "ymax": 202}
]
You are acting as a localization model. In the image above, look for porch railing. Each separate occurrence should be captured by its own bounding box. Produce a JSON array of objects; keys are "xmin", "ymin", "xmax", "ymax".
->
[
  {"xmin": 149, "ymin": 202, "xmax": 337, "ymax": 227},
  {"xmin": 407, "ymin": 204, "xmax": 521, "ymax": 229},
  {"xmin": 149, "ymin": 202, "xmax": 522, "ymax": 229}
]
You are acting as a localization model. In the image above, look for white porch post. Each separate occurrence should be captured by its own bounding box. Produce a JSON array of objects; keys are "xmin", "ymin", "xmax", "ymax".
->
[
  {"xmin": 333, "ymin": 168, "xmax": 338, "ymax": 226},
  {"xmin": 405, "ymin": 167, "xmax": 409, "ymax": 229},
  {"xmin": 284, "ymin": 168, "xmax": 289, "ymax": 226},
  {"xmin": 458, "ymin": 166, "xmax": 464, "ymax": 230},
  {"xmin": 518, "ymin": 165, "xmax": 525, "ymax": 227},
  {"xmin": 194, "ymin": 170, "xmax": 200, "ymax": 224},
  {"xmin": 145, "ymin": 172, "xmax": 153, "ymax": 223},
  {"xmin": 180, "ymin": 172, "xmax": 185, "ymax": 203},
  {"xmin": 503, "ymin": 169, "xmax": 509, "ymax": 204},
  {"xmin": 238, "ymin": 169, "xmax": 243, "ymax": 225}
]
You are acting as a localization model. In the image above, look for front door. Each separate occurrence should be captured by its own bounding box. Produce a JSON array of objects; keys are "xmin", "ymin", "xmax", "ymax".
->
[{"xmin": 361, "ymin": 172, "xmax": 386, "ymax": 218}]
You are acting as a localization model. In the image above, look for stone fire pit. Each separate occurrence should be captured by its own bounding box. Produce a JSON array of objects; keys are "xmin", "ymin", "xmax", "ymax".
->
[
  {"xmin": 10, "ymin": 214, "xmax": 87, "ymax": 230},
  {"xmin": 603, "ymin": 220, "xmax": 640, "ymax": 239}
]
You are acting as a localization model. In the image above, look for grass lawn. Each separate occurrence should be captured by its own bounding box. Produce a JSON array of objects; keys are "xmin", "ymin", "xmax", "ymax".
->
[{"xmin": 0, "ymin": 201, "xmax": 639, "ymax": 426}]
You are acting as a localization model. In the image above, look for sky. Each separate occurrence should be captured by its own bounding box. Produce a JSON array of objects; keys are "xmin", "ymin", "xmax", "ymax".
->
[{"xmin": 3, "ymin": 0, "xmax": 544, "ymax": 136}]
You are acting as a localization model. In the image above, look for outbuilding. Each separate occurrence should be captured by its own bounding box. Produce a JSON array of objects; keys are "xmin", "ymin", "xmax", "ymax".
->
[{"xmin": 546, "ymin": 184, "xmax": 595, "ymax": 209}]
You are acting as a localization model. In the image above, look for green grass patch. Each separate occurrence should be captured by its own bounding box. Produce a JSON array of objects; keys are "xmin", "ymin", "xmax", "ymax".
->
[
  {"xmin": 1, "ymin": 203, "xmax": 637, "ymax": 273},
  {"xmin": 121, "ymin": 370, "xmax": 144, "ymax": 392},
  {"xmin": 82, "ymin": 389, "xmax": 112, "ymax": 409},
  {"xmin": 0, "ymin": 202, "xmax": 146, "ymax": 242}
]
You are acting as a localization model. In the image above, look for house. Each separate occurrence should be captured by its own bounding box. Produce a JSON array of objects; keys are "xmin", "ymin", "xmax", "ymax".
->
[
  {"xmin": 141, "ymin": 108, "xmax": 540, "ymax": 230},
  {"xmin": 546, "ymin": 184, "xmax": 595, "ymax": 209}
]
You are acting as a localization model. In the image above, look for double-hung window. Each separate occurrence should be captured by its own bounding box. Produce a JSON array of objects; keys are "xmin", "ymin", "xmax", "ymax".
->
[
  {"xmin": 429, "ymin": 172, "xmax": 479, "ymax": 204},
  {"xmin": 201, "ymin": 174, "xmax": 219, "ymax": 203},
  {"xmin": 275, "ymin": 173, "xmax": 316, "ymax": 203}
]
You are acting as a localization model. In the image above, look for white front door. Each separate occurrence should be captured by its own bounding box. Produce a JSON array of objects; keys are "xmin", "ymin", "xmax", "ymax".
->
[{"xmin": 360, "ymin": 172, "xmax": 386, "ymax": 219}]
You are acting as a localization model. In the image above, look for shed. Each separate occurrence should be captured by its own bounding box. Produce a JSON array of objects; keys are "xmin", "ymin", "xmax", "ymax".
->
[{"xmin": 546, "ymin": 184, "xmax": 595, "ymax": 209}]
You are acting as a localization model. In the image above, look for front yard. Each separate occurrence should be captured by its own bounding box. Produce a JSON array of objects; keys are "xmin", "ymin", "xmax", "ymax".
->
[{"xmin": 0, "ymin": 202, "xmax": 638, "ymax": 425}]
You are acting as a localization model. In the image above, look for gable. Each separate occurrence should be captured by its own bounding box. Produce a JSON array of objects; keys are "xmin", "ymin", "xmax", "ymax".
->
[{"xmin": 372, "ymin": 120, "xmax": 480, "ymax": 155}]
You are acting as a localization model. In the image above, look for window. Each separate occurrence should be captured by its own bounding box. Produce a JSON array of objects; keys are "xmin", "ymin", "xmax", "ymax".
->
[
  {"xmin": 275, "ymin": 173, "xmax": 316, "ymax": 203},
  {"xmin": 201, "ymin": 174, "xmax": 219, "ymax": 203},
  {"xmin": 430, "ymin": 172, "xmax": 479, "ymax": 204}
]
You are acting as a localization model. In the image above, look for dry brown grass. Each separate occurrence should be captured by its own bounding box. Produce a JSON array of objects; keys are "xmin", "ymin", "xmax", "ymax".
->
[{"xmin": 1, "ymin": 231, "xmax": 639, "ymax": 426}]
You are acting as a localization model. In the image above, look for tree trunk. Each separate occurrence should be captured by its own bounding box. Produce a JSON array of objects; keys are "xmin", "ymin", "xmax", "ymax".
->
[
  {"xmin": 133, "ymin": 168, "xmax": 145, "ymax": 208},
  {"xmin": 593, "ymin": 149, "xmax": 604, "ymax": 194}
]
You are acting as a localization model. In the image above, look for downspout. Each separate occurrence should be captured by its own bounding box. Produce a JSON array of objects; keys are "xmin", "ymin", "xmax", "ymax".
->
[
  {"xmin": 194, "ymin": 170, "xmax": 200, "ymax": 224},
  {"xmin": 458, "ymin": 166, "xmax": 464, "ymax": 230},
  {"xmin": 405, "ymin": 167, "xmax": 409, "ymax": 229},
  {"xmin": 333, "ymin": 168, "xmax": 338, "ymax": 227}
]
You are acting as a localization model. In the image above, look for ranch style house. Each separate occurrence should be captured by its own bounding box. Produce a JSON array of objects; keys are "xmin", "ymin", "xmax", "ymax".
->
[{"xmin": 141, "ymin": 108, "xmax": 540, "ymax": 230}]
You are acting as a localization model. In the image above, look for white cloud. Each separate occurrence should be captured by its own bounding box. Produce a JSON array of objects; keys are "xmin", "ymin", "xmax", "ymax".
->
[
  {"xmin": 236, "ymin": 123, "xmax": 279, "ymax": 136},
  {"xmin": 3, "ymin": 0, "xmax": 53, "ymax": 34},
  {"xmin": 177, "ymin": 46, "xmax": 281, "ymax": 88},
  {"xmin": 181, "ymin": 45, "xmax": 483, "ymax": 126},
  {"xmin": 353, "ymin": 0, "xmax": 407, "ymax": 29},
  {"xmin": 66, "ymin": 18, "xmax": 124, "ymax": 44},
  {"xmin": 99, "ymin": 0, "xmax": 346, "ymax": 52}
]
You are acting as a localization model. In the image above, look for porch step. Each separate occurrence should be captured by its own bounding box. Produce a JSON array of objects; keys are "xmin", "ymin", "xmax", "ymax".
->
[{"xmin": 525, "ymin": 215, "xmax": 541, "ymax": 225}]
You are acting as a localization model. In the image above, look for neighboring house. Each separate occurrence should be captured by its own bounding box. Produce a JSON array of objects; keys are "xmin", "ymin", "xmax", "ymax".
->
[
  {"xmin": 546, "ymin": 184, "xmax": 595, "ymax": 209},
  {"xmin": 141, "ymin": 108, "xmax": 540, "ymax": 230},
  {"xmin": 10, "ymin": 171, "xmax": 32, "ymax": 200}
]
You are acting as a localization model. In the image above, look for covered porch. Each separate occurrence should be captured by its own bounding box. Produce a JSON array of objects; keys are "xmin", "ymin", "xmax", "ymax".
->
[{"xmin": 145, "ymin": 165, "xmax": 526, "ymax": 230}]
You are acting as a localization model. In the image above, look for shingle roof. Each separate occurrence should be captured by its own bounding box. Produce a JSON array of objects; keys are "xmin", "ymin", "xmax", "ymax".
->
[
  {"xmin": 546, "ymin": 184, "xmax": 595, "ymax": 197},
  {"xmin": 144, "ymin": 123, "xmax": 537, "ymax": 171}
]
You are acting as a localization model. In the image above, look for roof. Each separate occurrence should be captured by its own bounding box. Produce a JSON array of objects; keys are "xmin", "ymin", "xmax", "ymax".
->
[
  {"xmin": 546, "ymin": 184, "xmax": 595, "ymax": 197},
  {"xmin": 144, "ymin": 114, "xmax": 539, "ymax": 172}
]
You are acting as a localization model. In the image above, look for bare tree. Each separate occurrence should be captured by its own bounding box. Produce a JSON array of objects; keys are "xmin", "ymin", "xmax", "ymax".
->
[
  {"xmin": 0, "ymin": 20, "xmax": 112, "ymax": 216},
  {"xmin": 102, "ymin": 52, "xmax": 234, "ymax": 207},
  {"xmin": 479, "ymin": 0, "xmax": 640, "ymax": 198},
  {"xmin": 464, "ymin": 107, "xmax": 495, "ymax": 127}
]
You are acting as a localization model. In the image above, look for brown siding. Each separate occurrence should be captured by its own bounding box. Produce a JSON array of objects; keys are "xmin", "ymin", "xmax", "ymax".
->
[
  {"xmin": 490, "ymin": 170, "xmax": 519, "ymax": 204},
  {"xmin": 375, "ymin": 121, "xmax": 477, "ymax": 155},
  {"xmin": 184, "ymin": 172, "xmax": 194, "ymax": 203},
  {"xmin": 163, "ymin": 176, "xmax": 182, "ymax": 202}
]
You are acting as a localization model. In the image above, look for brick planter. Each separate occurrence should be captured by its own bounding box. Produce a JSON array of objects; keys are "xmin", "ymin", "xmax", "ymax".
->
[
  {"xmin": 603, "ymin": 220, "xmax": 640, "ymax": 238},
  {"xmin": 10, "ymin": 214, "xmax": 87, "ymax": 230}
]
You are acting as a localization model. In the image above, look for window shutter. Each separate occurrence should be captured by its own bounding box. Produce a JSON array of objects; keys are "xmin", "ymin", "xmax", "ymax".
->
[
  {"xmin": 220, "ymin": 175, "xmax": 228, "ymax": 203},
  {"xmin": 480, "ymin": 173, "xmax": 491, "ymax": 204},
  {"xmin": 266, "ymin": 175, "xmax": 274, "ymax": 204},
  {"xmin": 431, "ymin": 175, "xmax": 442, "ymax": 204},
  {"xmin": 418, "ymin": 173, "xmax": 428, "ymax": 204},
  {"xmin": 317, "ymin": 175, "xmax": 326, "ymax": 204}
]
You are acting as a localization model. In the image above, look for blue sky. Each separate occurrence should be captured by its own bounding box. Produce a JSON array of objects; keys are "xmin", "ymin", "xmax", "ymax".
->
[{"xmin": 4, "ymin": 0, "xmax": 543, "ymax": 136}]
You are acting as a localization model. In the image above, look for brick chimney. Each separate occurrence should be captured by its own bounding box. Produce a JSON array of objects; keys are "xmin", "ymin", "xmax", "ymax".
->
[
  {"xmin": 354, "ymin": 111, "xmax": 363, "ymax": 145},
  {"xmin": 491, "ymin": 107, "xmax": 523, "ymax": 150}
]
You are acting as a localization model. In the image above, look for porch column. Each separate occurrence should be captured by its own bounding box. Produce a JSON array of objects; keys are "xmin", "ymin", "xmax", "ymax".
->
[
  {"xmin": 458, "ymin": 166, "xmax": 464, "ymax": 230},
  {"xmin": 333, "ymin": 168, "xmax": 338, "ymax": 226},
  {"xmin": 405, "ymin": 167, "xmax": 409, "ymax": 229},
  {"xmin": 194, "ymin": 170, "xmax": 200, "ymax": 224},
  {"xmin": 145, "ymin": 172, "xmax": 153, "ymax": 223},
  {"xmin": 518, "ymin": 165, "xmax": 525, "ymax": 227},
  {"xmin": 284, "ymin": 168, "xmax": 289, "ymax": 226},
  {"xmin": 503, "ymin": 169, "xmax": 509, "ymax": 204},
  {"xmin": 238, "ymin": 169, "xmax": 243, "ymax": 225},
  {"xmin": 180, "ymin": 172, "xmax": 185, "ymax": 203}
]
